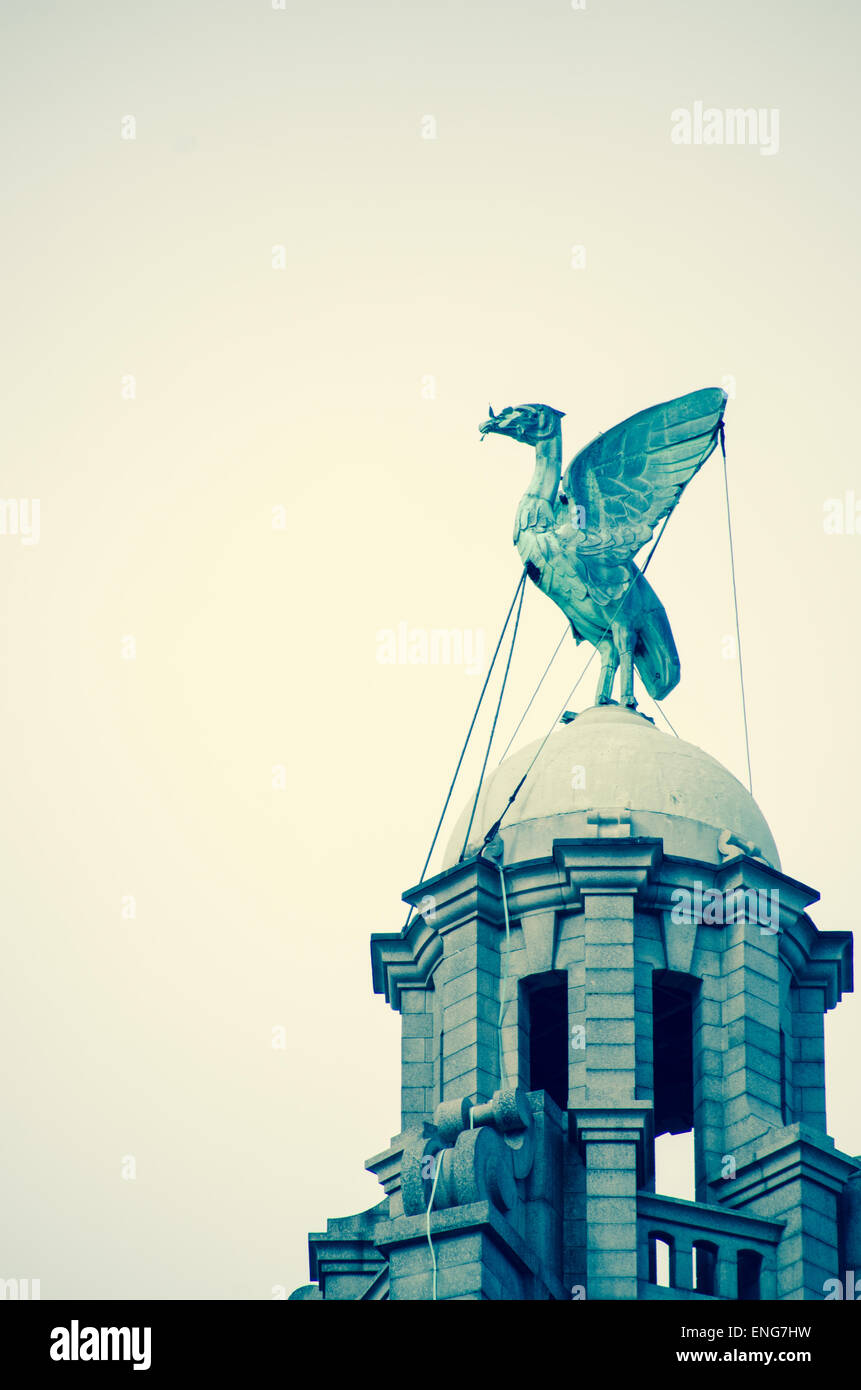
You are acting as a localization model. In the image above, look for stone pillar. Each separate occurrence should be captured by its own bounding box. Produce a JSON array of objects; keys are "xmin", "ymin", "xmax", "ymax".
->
[
  {"xmin": 437, "ymin": 917, "xmax": 500, "ymax": 1105},
  {"xmin": 571, "ymin": 1105, "xmax": 651, "ymax": 1299},
  {"xmin": 693, "ymin": 962, "xmax": 727, "ymax": 1202},
  {"xmin": 672, "ymin": 1236, "xmax": 694, "ymax": 1293},
  {"xmin": 583, "ymin": 889, "xmax": 637, "ymax": 1104}
]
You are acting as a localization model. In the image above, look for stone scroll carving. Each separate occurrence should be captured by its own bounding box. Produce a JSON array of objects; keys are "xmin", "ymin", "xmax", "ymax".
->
[{"xmin": 400, "ymin": 1089, "xmax": 534, "ymax": 1218}]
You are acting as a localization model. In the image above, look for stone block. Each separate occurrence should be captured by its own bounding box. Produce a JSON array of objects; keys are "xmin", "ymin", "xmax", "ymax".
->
[
  {"xmin": 796, "ymin": 988, "xmax": 826, "ymax": 1013},
  {"xmin": 442, "ymin": 942, "xmax": 499, "ymax": 985},
  {"xmin": 726, "ymin": 1016, "xmax": 780, "ymax": 1054},
  {"xmin": 389, "ymin": 1270, "xmax": 434, "ymax": 1300},
  {"xmin": 586, "ymin": 1222, "xmax": 638, "ymax": 1251},
  {"xmin": 696, "ymin": 949, "xmax": 723, "ymax": 977},
  {"xmin": 402, "ymin": 1014, "xmax": 434, "ymax": 1038},
  {"xmin": 590, "ymin": 994, "xmax": 636, "ymax": 1019},
  {"xmin": 724, "ymin": 1067, "xmax": 780, "ymax": 1107},
  {"xmin": 443, "ymin": 991, "xmax": 498, "ymax": 1032},
  {"xmin": 722, "ymin": 991, "xmax": 776, "ymax": 1029},
  {"xmin": 436, "ymin": 1262, "xmax": 484, "ymax": 1299},
  {"xmin": 695, "ymin": 998, "xmax": 722, "ymax": 1026},
  {"xmin": 793, "ymin": 1061, "xmax": 826, "ymax": 1087},
  {"xmin": 391, "ymin": 1234, "xmax": 482, "ymax": 1278},
  {"xmin": 693, "ymin": 1047, "xmax": 722, "ymax": 1079},
  {"xmin": 589, "ymin": 1275, "xmax": 636, "ymax": 1298},
  {"xmin": 585, "ymin": 944, "xmax": 634, "ymax": 970},
  {"xmin": 401, "ymin": 1087, "xmax": 427, "ymax": 1112},
  {"xmin": 403, "ymin": 1062, "xmax": 434, "ymax": 1088},
  {"xmin": 584, "ymin": 1044, "xmax": 636, "ymax": 1072},
  {"xmin": 401, "ymin": 1037, "xmax": 427, "ymax": 1064},
  {"xmin": 697, "ymin": 1023, "xmax": 725, "ymax": 1053},
  {"xmin": 443, "ymin": 1018, "xmax": 479, "ymax": 1056},
  {"xmin": 586, "ymin": 919, "xmax": 634, "ymax": 944},
  {"xmin": 587, "ymin": 1196, "xmax": 631, "ymax": 1224},
  {"xmin": 696, "ymin": 1074, "xmax": 725, "ymax": 1103},
  {"xmin": 587, "ymin": 970, "xmax": 635, "ymax": 995},
  {"xmin": 588, "ymin": 1018, "xmax": 636, "ymax": 1045},
  {"xmin": 401, "ymin": 990, "xmax": 430, "ymax": 1014},
  {"xmin": 791, "ymin": 1012, "xmax": 824, "ymax": 1037},
  {"xmin": 442, "ymin": 969, "xmax": 497, "ymax": 1007},
  {"xmin": 583, "ymin": 894, "xmax": 636, "ymax": 920}
]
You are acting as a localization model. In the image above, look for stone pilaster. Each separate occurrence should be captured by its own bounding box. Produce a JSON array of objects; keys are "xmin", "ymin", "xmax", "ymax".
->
[
  {"xmin": 437, "ymin": 917, "xmax": 501, "ymax": 1104},
  {"xmin": 721, "ymin": 872, "xmax": 783, "ymax": 1155},
  {"xmin": 790, "ymin": 985, "xmax": 827, "ymax": 1131},
  {"xmin": 400, "ymin": 988, "xmax": 435, "ymax": 1129}
]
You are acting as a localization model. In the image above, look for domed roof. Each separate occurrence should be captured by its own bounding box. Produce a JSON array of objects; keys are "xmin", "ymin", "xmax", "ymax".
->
[{"xmin": 444, "ymin": 703, "xmax": 779, "ymax": 870}]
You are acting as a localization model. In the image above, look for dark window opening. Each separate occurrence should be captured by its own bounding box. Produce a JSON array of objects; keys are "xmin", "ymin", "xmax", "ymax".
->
[
  {"xmin": 693, "ymin": 1240, "xmax": 718, "ymax": 1296},
  {"xmin": 652, "ymin": 971, "xmax": 697, "ymax": 1138},
  {"xmin": 737, "ymin": 1249, "xmax": 762, "ymax": 1300},
  {"xmin": 521, "ymin": 972, "xmax": 568, "ymax": 1111}
]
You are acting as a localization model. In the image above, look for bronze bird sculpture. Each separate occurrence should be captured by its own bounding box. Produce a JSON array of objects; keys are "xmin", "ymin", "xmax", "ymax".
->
[{"xmin": 479, "ymin": 387, "xmax": 727, "ymax": 708}]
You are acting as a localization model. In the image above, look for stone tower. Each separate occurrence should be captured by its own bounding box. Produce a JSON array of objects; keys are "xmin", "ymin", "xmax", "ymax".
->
[{"xmin": 292, "ymin": 704, "xmax": 860, "ymax": 1300}]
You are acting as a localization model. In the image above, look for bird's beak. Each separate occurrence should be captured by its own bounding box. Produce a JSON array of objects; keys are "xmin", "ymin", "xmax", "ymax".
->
[{"xmin": 478, "ymin": 407, "xmax": 498, "ymax": 440}]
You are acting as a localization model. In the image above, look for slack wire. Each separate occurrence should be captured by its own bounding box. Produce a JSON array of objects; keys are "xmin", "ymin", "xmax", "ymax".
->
[{"xmin": 402, "ymin": 571, "xmax": 527, "ymax": 931}]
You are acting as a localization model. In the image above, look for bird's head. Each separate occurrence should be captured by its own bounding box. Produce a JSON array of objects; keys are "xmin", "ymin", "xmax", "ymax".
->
[{"xmin": 479, "ymin": 402, "xmax": 565, "ymax": 447}]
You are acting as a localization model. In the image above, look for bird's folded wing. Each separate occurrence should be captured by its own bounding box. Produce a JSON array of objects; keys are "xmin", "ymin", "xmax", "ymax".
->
[
  {"xmin": 529, "ymin": 519, "xmax": 590, "ymax": 603},
  {"xmin": 563, "ymin": 386, "xmax": 727, "ymax": 602}
]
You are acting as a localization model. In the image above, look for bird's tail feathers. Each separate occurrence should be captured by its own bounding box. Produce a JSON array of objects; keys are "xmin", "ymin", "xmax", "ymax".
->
[{"xmin": 634, "ymin": 600, "xmax": 680, "ymax": 701}]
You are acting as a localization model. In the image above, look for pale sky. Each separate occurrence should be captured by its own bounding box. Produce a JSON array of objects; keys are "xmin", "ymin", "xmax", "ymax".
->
[{"xmin": 1, "ymin": 0, "xmax": 859, "ymax": 1297}]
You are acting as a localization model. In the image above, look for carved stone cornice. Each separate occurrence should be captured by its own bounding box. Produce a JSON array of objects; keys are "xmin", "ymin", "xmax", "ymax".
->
[{"xmin": 372, "ymin": 840, "xmax": 852, "ymax": 1012}]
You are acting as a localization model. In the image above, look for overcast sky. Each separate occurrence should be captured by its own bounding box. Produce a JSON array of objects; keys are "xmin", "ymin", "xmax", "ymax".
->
[{"xmin": 2, "ymin": 0, "xmax": 859, "ymax": 1297}]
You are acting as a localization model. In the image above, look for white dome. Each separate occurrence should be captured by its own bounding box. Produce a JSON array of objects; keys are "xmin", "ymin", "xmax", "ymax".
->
[{"xmin": 444, "ymin": 704, "xmax": 778, "ymax": 870}]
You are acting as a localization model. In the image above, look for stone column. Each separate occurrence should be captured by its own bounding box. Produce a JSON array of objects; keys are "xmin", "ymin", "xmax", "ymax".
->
[
  {"xmin": 582, "ymin": 889, "xmax": 637, "ymax": 1105},
  {"xmin": 693, "ymin": 962, "xmax": 727, "ymax": 1203},
  {"xmin": 571, "ymin": 1105, "xmax": 651, "ymax": 1299}
]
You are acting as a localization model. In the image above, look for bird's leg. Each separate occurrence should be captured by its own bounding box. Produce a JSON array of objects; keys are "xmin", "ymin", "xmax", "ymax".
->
[
  {"xmin": 595, "ymin": 638, "xmax": 619, "ymax": 705},
  {"xmin": 613, "ymin": 623, "xmax": 637, "ymax": 707}
]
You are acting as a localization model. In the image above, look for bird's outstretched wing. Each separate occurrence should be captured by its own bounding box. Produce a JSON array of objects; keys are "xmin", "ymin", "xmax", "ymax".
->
[{"xmin": 563, "ymin": 387, "xmax": 727, "ymax": 603}]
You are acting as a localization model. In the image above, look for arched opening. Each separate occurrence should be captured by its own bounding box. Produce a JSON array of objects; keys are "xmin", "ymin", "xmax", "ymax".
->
[
  {"xmin": 647, "ymin": 1232, "xmax": 675, "ymax": 1288},
  {"xmin": 737, "ymin": 1249, "xmax": 762, "ymax": 1300},
  {"xmin": 519, "ymin": 971, "xmax": 568, "ymax": 1110},
  {"xmin": 693, "ymin": 1240, "xmax": 719, "ymax": 1296}
]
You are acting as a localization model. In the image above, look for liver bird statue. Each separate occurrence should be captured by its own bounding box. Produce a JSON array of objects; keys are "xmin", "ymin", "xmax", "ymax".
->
[{"xmin": 478, "ymin": 387, "xmax": 728, "ymax": 708}]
